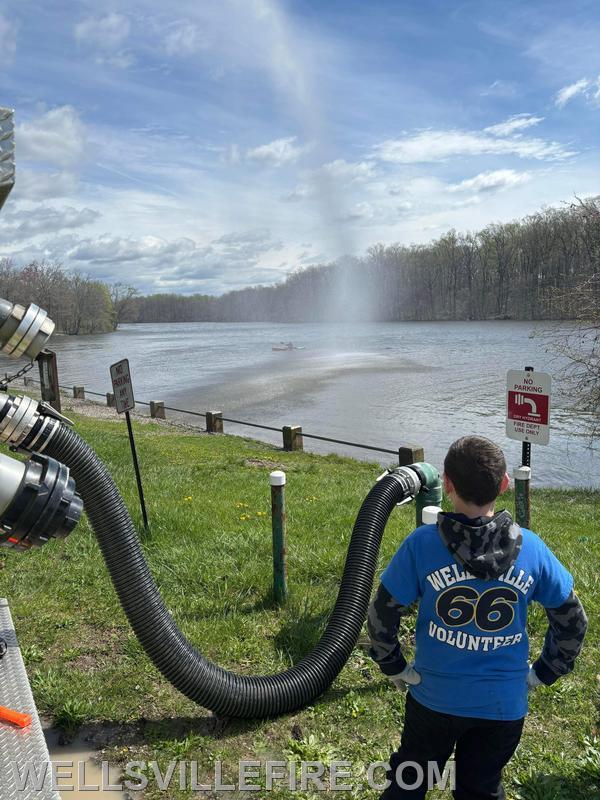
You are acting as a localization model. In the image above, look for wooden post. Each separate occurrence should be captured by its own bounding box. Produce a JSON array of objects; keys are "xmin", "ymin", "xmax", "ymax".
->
[
  {"xmin": 37, "ymin": 349, "xmax": 61, "ymax": 413},
  {"xmin": 206, "ymin": 410, "xmax": 223, "ymax": 433},
  {"xmin": 282, "ymin": 425, "xmax": 303, "ymax": 451},
  {"xmin": 106, "ymin": 392, "xmax": 116, "ymax": 407},
  {"xmin": 150, "ymin": 401, "xmax": 166, "ymax": 419},
  {"xmin": 398, "ymin": 445, "xmax": 424, "ymax": 466},
  {"xmin": 270, "ymin": 470, "xmax": 288, "ymax": 605},
  {"xmin": 73, "ymin": 386, "xmax": 85, "ymax": 400}
]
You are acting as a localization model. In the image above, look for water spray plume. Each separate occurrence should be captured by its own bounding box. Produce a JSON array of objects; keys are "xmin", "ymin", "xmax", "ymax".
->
[{"xmin": 251, "ymin": 2, "xmax": 370, "ymax": 321}]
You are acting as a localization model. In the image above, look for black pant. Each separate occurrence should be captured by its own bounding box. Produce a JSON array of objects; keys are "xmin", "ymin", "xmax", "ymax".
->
[{"xmin": 380, "ymin": 693, "xmax": 524, "ymax": 800}]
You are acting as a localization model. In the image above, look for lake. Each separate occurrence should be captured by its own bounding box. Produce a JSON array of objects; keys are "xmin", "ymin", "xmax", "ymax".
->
[{"xmin": 2, "ymin": 320, "xmax": 597, "ymax": 488}]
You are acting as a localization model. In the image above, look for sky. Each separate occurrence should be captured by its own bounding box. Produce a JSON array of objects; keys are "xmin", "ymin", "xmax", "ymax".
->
[{"xmin": 0, "ymin": 0, "xmax": 599, "ymax": 295}]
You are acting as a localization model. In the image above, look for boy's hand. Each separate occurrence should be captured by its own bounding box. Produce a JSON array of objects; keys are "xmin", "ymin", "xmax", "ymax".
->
[
  {"xmin": 527, "ymin": 666, "xmax": 544, "ymax": 691},
  {"xmin": 389, "ymin": 662, "xmax": 421, "ymax": 690}
]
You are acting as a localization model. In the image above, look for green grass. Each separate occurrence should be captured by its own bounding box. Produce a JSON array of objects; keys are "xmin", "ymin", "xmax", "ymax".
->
[{"xmin": 0, "ymin": 413, "xmax": 598, "ymax": 798}]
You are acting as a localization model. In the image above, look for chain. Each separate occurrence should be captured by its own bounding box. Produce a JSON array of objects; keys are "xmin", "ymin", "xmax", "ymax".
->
[{"xmin": 0, "ymin": 360, "xmax": 36, "ymax": 388}]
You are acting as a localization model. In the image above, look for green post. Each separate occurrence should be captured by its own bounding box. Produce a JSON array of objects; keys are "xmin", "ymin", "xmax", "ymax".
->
[
  {"xmin": 270, "ymin": 470, "xmax": 288, "ymax": 604},
  {"xmin": 513, "ymin": 466, "xmax": 531, "ymax": 528},
  {"xmin": 412, "ymin": 462, "xmax": 443, "ymax": 527}
]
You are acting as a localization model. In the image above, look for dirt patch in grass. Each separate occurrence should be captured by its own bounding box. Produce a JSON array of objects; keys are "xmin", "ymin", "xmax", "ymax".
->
[{"xmin": 244, "ymin": 458, "xmax": 284, "ymax": 470}]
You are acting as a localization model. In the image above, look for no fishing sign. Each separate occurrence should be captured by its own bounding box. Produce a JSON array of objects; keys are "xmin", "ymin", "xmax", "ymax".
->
[{"xmin": 506, "ymin": 369, "xmax": 551, "ymax": 445}]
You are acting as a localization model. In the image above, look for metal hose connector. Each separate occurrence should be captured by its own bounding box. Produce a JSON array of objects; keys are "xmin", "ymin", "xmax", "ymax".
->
[
  {"xmin": 0, "ymin": 301, "xmax": 55, "ymax": 361},
  {"xmin": 0, "ymin": 394, "xmax": 61, "ymax": 451},
  {"xmin": 0, "ymin": 107, "xmax": 14, "ymax": 212}
]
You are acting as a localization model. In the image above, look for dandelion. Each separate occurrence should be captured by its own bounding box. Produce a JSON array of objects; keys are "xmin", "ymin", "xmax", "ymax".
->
[
  {"xmin": 304, "ymin": 496, "xmax": 319, "ymax": 502},
  {"xmin": 239, "ymin": 514, "xmax": 251, "ymax": 520},
  {"xmin": 256, "ymin": 511, "xmax": 267, "ymax": 517},
  {"xmin": 236, "ymin": 502, "xmax": 250, "ymax": 508},
  {"xmin": 183, "ymin": 496, "xmax": 193, "ymax": 502}
]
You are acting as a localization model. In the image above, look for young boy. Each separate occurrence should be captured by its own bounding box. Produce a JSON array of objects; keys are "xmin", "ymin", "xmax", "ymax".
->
[{"xmin": 368, "ymin": 435, "xmax": 588, "ymax": 799}]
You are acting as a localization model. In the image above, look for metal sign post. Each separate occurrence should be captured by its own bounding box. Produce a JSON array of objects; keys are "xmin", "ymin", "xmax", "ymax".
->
[
  {"xmin": 110, "ymin": 359, "xmax": 149, "ymax": 530},
  {"xmin": 506, "ymin": 367, "xmax": 552, "ymax": 528}
]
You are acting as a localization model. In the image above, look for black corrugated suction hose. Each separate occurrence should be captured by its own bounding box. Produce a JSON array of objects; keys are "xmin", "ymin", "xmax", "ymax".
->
[{"xmin": 44, "ymin": 423, "xmax": 417, "ymax": 718}]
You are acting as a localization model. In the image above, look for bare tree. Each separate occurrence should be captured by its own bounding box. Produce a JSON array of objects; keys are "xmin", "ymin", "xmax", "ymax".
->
[
  {"xmin": 536, "ymin": 199, "xmax": 600, "ymax": 439},
  {"xmin": 110, "ymin": 283, "xmax": 139, "ymax": 329}
]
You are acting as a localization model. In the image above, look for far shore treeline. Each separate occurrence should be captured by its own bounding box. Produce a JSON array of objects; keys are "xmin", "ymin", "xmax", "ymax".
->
[
  {"xmin": 1, "ymin": 197, "xmax": 598, "ymax": 334},
  {"xmin": 123, "ymin": 197, "xmax": 600, "ymax": 324}
]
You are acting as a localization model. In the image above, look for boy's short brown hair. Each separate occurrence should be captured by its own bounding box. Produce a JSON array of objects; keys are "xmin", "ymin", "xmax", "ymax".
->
[{"xmin": 444, "ymin": 435, "xmax": 507, "ymax": 505}]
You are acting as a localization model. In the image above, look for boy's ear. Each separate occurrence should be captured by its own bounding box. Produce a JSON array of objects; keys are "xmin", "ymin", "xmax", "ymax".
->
[
  {"xmin": 442, "ymin": 473, "xmax": 454, "ymax": 495},
  {"xmin": 499, "ymin": 472, "xmax": 510, "ymax": 494}
]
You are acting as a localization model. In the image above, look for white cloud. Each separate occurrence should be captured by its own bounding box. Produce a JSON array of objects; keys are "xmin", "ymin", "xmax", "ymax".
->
[
  {"xmin": 12, "ymin": 170, "xmax": 78, "ymax": 202},
  {"xmin": 216, "ymin": 228, "xmax": 273, "ymax": 246},
  {"xmin": 282, "ymin": 159, "xmax": 374, "ymax": 202},
  {"xmin": 480, "ymin": 80, "xmax": 518, "ymax": 98},
  {"xmin": 164, "ymin": 21, "xmax": 206, "ymax": 56},
  {"xmin": 484, "ymin": 114, "xmax": 544, "ymax": 136},
  {"xmin": 318, "ymin": 159, "xmax": 375, "ymax": 181},
  {"xmin": 281, "ymin": 184, "xmax": 312, "ymax": 202},
  {"xmin": 66, "ymin": 234, "xmax": 197, "ymax": 264},
  {"xmin": 74, "ymin": 13, "xmax": 132, "ymax": 68},
  {"xmin": 6, "ymin": 226, "xmax": 287, "ymax": 293},
  {"xmin": 554, "ymin": 77, "xmax": 600, "ymax": 108},
  {"xmin": 373, "ymin": 127, "xmax": 574, "ymax": 163},
  {"xmin": 17, "ymin": 106, "xmax": 86, "ymax": 169},
  {"xmin": 447, "ymin": 169, "xmax": 531, "ymax": 193},
  {"xmin": 246, "ymin": 136, "xmax": 308, "ymax": 167},
  {"xmin": 555, "ymin": 78, "xmax": 590, "ymax": 108},
  {"xmin": 0, "ymin": 13, "xmax": 17, "ymax": 66},
  {"xmin": 0, "ymin": 205, "xmax": 99, "ymax": 242}
]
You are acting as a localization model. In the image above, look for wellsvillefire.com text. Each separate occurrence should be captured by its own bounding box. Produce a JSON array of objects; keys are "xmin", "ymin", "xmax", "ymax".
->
[{"xmin": 7, "ymin": 758, "xmax": 456, "ymax": 793}]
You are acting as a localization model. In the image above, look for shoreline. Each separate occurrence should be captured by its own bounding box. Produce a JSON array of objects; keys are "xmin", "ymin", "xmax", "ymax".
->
[{"xmin": 9, "ymin": 378, "xmax": 600, "ymax": 490}]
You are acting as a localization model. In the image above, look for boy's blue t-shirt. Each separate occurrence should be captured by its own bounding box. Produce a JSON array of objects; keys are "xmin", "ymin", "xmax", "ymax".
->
[{"xmin": 380, "ymin": 523, "xmax": 573, "ymax": 721}]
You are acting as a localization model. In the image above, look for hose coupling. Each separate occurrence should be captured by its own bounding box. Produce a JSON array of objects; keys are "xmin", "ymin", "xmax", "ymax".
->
[
  {"xmin": 387, "ymin": 465, "xmax": 423, "ymax": 499},
  {"xmin": 0, "ymin": 393, "xmax": 63, "ymax": 452},
  {"xmin": 0, "ymin": 301, "xmax": 55, "ymax": 360},
  {"xmin": 0, "ymin": 451, "xmax": 82, "ymax": 550}
]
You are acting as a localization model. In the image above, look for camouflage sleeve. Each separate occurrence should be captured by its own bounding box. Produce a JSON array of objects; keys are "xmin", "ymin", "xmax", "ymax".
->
[
  {"xmin": 533, "ymin": 590, "xmax": 588, "ymax": 686},
  {"xmin": 367, "ymin": 583, "xmax": 412, "ymax": 676}
]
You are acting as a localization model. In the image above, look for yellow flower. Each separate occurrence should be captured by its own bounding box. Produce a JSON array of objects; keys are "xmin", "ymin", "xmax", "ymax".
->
[
  {"xmin": 256, "ymin": 511, "xmax": 267, "ymax": 517},
  {"xmin": 236, "ymin": 502, "xmax": 250, "ymax": 508},
  {"xmin": 239, "ymin": 513, "xmax": 250, "ymax": 520},
  {"xmin": 183, "ymin": 496, "xmax": 193, "ymax": 502}
]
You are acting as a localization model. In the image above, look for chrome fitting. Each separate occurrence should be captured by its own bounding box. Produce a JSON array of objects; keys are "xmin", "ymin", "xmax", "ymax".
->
[
  {"xmin": 0, "ymin": 302, "xmax": 55, "ymax": 360},
  {"xmin": 0, "ymin": 394, "xmax": 61, "ymax": 452},
  {"xmin": 0, "ymin": 107, "xmax": 15, "ymax": 212},
  {"xmin": 388, "ymin": 465, "xmax": 422, "ymax": 498}
]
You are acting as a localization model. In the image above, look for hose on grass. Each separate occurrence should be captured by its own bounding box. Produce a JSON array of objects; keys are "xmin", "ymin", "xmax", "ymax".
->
[{"xmin": 43, "ymin": 423, "xmax": 421, "ymax": 718}]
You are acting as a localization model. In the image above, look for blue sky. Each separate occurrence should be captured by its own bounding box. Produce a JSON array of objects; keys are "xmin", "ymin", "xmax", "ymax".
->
[{"xmin": 0, "ymin": 0, "xmax": 599, "ymax": 294}]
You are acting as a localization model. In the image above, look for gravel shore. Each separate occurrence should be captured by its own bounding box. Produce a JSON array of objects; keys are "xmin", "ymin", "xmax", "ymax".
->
[{"xmin": 9, "ymin": 379, "xmax": 209, "ymax": 435}]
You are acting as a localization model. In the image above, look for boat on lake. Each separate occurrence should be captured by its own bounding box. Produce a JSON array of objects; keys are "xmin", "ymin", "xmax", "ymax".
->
[{"xmin": 272, "ymin": 342, "xmax": 304, "ymax": 351}]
